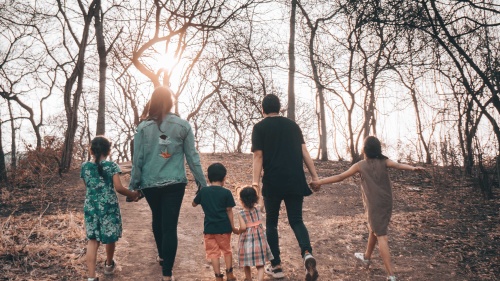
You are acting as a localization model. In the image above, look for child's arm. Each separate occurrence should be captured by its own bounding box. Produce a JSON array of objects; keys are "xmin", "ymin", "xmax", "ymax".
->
[
  {"xmin": 192, "ymin": 192, "xmax": 201, "ymax": 207},
  {"xmin": 233, "ymin": 213, "xmax": 247, "ymax": 234},
  {"xmin": 386, "ymin": 159, "xmax": 425, "ymax": 172},
  {"xmin": 310, "ymin": 163, "xmax": 360, "ymax": 191},
  {"xmin": 113, "ymin": 174, "xmax": 139, "ymax": 199},
  {"xmin": 226, "ymin": 207, "xmax": 235, "ymax": 233}
]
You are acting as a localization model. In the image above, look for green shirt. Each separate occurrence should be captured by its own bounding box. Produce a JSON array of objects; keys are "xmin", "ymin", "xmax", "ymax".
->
[{"xmin": 193, "ymin": 185, "xmax": 236, "ymax": 234}]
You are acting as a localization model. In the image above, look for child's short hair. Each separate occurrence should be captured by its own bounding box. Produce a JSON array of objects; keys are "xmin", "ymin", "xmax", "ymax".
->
[
  {"xmin": 207, "ymin": 163, "xmax": 226, "ymax": 183},
  {"xmin": 239, "ymin": 186, "xmax": 258, "ymax": 209}
]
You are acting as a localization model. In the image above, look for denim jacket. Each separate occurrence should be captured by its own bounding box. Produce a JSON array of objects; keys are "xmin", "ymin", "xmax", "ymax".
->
[{"xmin": 129, "ymin": 113, "xmax": 207, "ymax": 190}]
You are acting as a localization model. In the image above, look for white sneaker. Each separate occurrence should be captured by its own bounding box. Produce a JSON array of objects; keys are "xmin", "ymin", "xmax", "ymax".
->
[
  {"xmin": 354, "ymin": 252, "xmax": 370, "ymax": 268},
  {"xmin": 264, "ymin": 264, "xmax": 285, "ymax": 278},
  {"xmin": 104, "ymin": 260, "xmax": 116, "ymax": 275},
  {"xmin": 387, "ymin": 276, "xmax": 397, "ymax": 281},
  {"xmin": 304, "ymin": 252, "xmax": 319, "ymax": 281}
]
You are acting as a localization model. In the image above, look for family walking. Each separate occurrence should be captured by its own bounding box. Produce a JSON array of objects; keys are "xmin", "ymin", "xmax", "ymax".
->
[{"xmin": 81, "ymin": 87, "xmax": 424, "ymax": 281}]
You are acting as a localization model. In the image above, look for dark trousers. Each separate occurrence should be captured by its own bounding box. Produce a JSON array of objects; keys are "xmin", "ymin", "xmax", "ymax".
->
[
  {"xmin": 143, "ymin": 183, "xmax": 186, "ymax": 277},
  {"xmin": 264, "ymin": 194, "xmax": 312, "ymax": 266}
]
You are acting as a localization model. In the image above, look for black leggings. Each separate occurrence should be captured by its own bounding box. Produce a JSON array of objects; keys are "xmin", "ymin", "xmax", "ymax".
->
[{"xmin": 143, "ymin": 183, "xmax": 186, "ymax": 277}]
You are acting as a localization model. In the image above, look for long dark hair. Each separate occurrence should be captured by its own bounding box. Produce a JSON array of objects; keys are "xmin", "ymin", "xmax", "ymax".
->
[
  {"xmin": 91, "ymin": 136, "xmax": 111, "ymax": 177},
  {"xmin": 144, "ymin": 86, "xmax": 174, "ymax": 129},
  {"xmin": 363, "ymin": 136, "xmax": 388, "ymax": 160},
  {"xmin": 239, "ymin": 186, "xmax": 259, "ymax": 209}
]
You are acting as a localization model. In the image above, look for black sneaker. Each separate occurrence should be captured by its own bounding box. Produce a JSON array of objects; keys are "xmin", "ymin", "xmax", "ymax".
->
[
  {"xmin": 304, "ymin": 252, "xmax": 319, "ymax": 281},
  {"xmin": 264, "ymin": 264, "xmax": 285, "ymax": 278}
]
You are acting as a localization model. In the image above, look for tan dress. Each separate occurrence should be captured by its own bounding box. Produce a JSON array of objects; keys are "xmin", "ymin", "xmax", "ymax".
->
[{"xmin": 357, "ymin": 159, "xmax": 393, "ymax": 236}]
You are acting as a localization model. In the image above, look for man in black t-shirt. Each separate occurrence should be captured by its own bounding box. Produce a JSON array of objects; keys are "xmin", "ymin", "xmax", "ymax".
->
[{"xmin": 251, "ymin": 94, "xmax": 319, "ymax": 281}]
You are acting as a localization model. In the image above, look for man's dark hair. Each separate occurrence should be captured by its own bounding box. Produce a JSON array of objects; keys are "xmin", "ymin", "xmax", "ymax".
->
[
  {"xmin": 207, "ymin": 162, "xmax": 227, "ymax": 183},
  {"xmin": 262, "ymin": 94, "xmax": 280, "ymax": 114}
]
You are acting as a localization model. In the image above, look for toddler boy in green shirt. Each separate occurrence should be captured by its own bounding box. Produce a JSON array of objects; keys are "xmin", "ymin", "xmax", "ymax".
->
[{"xmin": 193, "ymin": 163, "xmax": 237, "ymax": 281}]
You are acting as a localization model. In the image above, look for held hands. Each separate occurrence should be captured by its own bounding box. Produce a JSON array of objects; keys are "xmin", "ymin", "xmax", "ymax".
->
[
  {"xmin": 127, "ymin": 190, "xmax": 142, "ymax": 202},
  {"xmin": 232, "ymin": 227, "xmax": 240, "ymax": 235},
  {"xmin": 309, "ymin": 180, "xmax": 322, "ymax": 192}
]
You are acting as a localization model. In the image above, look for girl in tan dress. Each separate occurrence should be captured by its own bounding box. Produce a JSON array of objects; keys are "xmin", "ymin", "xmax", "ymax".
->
[{"xmin": 310, "ymin": 136, "xmax": 424, "ymax": 281}]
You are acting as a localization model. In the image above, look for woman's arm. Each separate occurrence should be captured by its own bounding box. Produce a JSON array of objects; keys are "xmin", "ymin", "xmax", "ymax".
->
[
  {"xmin": 310, "ymin": 163, "xmax": 360, "ymax": 190},
  {"xmin": 183, "ymin": 125, "xmax": 207, "ymax": 189},
  {"xmin": 302, "ymin": 144, "xmax": 319, "ymax": 181},
  {"xmin": 129, "ymin": 129, "xmax": 144, "ymax": 190},
  {"xmin": 386, "ymin": 159, "xmax": 425, "ymax": 171}
]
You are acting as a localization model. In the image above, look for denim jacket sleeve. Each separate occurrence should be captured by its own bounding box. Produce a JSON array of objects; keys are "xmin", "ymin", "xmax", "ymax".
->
[
  {"xmin": 183, "ymin": 124, "xmax": 207, "ymax": 190},
  {"xmin": 129, "ymin": 127, "xmax": 144, "ymax": 190}
]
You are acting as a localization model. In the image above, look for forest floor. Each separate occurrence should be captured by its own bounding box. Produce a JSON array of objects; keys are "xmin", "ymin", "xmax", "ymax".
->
[{"xmin": 0, "ymin": 153, "xmax": 499, "ymax": 281}]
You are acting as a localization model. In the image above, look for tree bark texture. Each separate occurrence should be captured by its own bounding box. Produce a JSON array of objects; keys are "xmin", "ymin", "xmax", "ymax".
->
[{"xmin": 287, "ymin": 0, "xmax": 296, "ymax": 121}]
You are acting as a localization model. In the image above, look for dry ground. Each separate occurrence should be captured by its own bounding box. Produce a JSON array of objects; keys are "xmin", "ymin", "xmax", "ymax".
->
[{"xmin": 1, "ymin": 153, "xmax": 499, "ymax": 280}]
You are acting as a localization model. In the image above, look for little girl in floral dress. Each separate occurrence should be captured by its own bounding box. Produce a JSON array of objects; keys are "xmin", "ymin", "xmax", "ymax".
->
[
  {"xmin": 233, "ymin": 186, "xmax": 274, "ymax": 281},
  {"xmin": 81, "ymin": 136, "xmax": 139, "ymax": 281}
]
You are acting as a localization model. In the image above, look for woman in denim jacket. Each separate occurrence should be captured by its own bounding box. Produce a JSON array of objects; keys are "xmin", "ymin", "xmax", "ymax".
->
[{"xmin": 130, "ymin": 86, "xmax": 207, "ymax": 281}]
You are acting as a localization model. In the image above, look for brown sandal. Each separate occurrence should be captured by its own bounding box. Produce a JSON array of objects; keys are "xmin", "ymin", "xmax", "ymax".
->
[{"xmin": 226, "ymin": 267, "xmax": 237, "ymax": 281}]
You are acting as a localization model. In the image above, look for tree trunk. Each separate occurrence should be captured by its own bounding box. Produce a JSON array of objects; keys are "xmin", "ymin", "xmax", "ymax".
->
[
  {"xmin": 60, "ymin": 0, "xmax": 97, "ymax": 172},
  {"xmin": 94, "ymin": 0, "xmax": 107, "ymax": 136},
  {"xmin": 287, "ymin": 0, "xmax": 296, "ymax": 121},
  {"xmin": 7, "ymin": 101, "xmax": 16, "ymax": 170},
  {"xmin": 411, "ymin": 89, "xmax": 431, "ymax": 164},
  {"xmin": 0, "ymin": 120, "xmax": 7, "ymax": 185}
]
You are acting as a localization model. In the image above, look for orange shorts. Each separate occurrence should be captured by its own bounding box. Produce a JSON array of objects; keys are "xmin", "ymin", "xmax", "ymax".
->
[{"xmin": 204, "ymin": 233, "xmax": 232, "ymax": 259}]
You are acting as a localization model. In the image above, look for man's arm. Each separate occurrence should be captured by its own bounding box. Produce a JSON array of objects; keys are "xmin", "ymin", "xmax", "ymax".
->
[
  {"xmin": 252, "ymin": 150, "xmax": 263, "ymax": 195},
  {"xmin": 252, "ymin": 150, "xmax": 265, "ymax": 211},
  {"xmin": 302, "ymin": 144, "xmax": 319, "ymax": 181}
]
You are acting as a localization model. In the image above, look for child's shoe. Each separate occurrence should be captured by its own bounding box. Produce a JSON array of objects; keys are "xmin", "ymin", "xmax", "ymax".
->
[
  {"xmin": 87, "ymin": 278, "xmax": 99, "ymax": 281},
  {"xmin": 215, "ymin": 273, "xmax": 224, "ymax": 281},
  {"xmin": 104, "ymin": 259, "xmax": 116, "ymax": 275},
  {"xmin": 387, "ymin": 276, "xmax": 397, "ymax": 281},
  {"xmin": 226, "ymin": 267, "xmax": 237, "ymax": 281},
  {"xmin": 265, "ymin": 264, "xmax": 285, "ymax": 278},
  {"xmin": 304, "ymin": 252, "xmax": 319, "ymax": 281},
  {"xmin": 354, "ymin": 252, "xmax": 370, "ymax": 269}
]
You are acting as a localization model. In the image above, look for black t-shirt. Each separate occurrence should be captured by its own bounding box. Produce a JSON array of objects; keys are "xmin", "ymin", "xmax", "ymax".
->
[
  {"xmin": 251, "ymin": 116, "xmax": 312, "ymax": 197},
  {"xmin": 193, "ymin": 185, "xmax": 236, "ymax": 234}
]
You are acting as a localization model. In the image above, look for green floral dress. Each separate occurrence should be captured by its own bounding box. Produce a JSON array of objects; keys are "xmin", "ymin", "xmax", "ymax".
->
[{"xmin": 81, "ymin": 161, "xmax": 122, "ymax": 244}]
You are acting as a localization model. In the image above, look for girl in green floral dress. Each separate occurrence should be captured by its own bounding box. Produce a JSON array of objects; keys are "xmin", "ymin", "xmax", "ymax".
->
[{"xmin": 81, "ymin": 136, "xmax": 139, "ymax": 281}]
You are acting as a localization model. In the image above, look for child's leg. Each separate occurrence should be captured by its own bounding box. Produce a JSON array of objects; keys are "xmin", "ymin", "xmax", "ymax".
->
[
  {"xmin": 365, "ymin": 230, "xmax": 377, "ymax": 259},
  {"xmin": 105, "ymin": 242, "xmax": 116, "ymax": 265},
  {"xmin": 256, "ymin": 265, "xmax": 265, "ymax": 281},
  {"xmin": 223, "ymin": 254, "xmax": 233, "ymax": 271},
  {"xmin": 211, "ymin": 257, "xmax": 221, "ymax": 275},
  {"xmin": 376, "ymin": 235, "xmax": 395, "ymax": 276},
  {"xmin": 86, "ymin": 239, "xmax": 100, "ymax": 278},
  {"xmin": 244, "ymin": 266, "xmax": 252, "ymax": 280}
]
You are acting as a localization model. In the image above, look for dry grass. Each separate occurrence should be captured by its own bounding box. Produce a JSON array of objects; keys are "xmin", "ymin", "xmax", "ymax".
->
[{"xmin": 0, "ymin": 209, "xmax": 87, "ymax": 280}]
